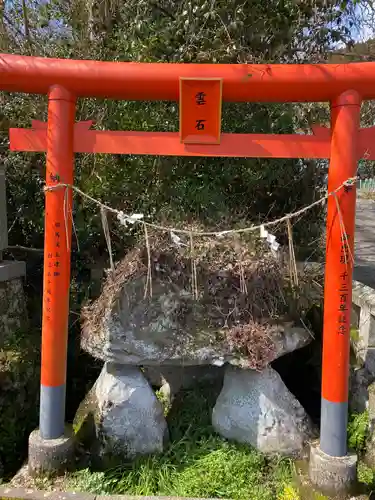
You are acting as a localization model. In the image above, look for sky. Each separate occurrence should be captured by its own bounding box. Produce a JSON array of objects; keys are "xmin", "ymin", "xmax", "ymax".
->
[{"xmin": 350, "ymin": 2, "xmax": 374, "ymax": 43}]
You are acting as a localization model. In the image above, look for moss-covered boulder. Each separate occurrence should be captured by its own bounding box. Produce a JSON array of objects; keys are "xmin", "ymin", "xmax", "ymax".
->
[
  {"xmin": 81, "ymin": 234, "xmax": 320, "ymax": 369},
  {"xmin": 74, "ymin": 363, "xmax": 168, "ymax": 468},
  {"xmin": 0, "ymin": 278, "xmax": 39, "ymax": 479}
]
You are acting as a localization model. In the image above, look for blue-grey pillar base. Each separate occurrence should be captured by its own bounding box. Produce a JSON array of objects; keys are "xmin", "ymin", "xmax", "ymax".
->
[
  {"xmin": 28, "ymin": 426, "xmax": 76, "ymax": 477},
  {"xmin": 320, "ymin": 398, "xmax": 348, "ymax": 457},
  {"xmin": 308, "ymin": 441, "xmax": 357, "ymax": 497},
  {"xmin": 39, "ymin": 384, "xmax": 66, "ymax": 439}
]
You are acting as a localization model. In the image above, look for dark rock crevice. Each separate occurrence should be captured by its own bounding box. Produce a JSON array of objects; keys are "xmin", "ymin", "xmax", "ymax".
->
[{"xmin": 272, "ymin": 305, "xmax": 323, "ymax": 426}]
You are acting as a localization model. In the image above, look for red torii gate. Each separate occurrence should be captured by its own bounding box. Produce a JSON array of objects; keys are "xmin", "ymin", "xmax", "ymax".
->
[{"xmin": 1, "ymin": 53, "xmax": 375, "ymax": 484}]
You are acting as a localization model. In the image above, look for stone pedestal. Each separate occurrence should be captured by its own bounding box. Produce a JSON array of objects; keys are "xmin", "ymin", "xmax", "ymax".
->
[
  {"xmin": 28, "ymin": 427, "xmax": 76, "ymax": 477},
  {"xmin": 308, "ymin": 441, "xmax": 357, "ymax": 497}
]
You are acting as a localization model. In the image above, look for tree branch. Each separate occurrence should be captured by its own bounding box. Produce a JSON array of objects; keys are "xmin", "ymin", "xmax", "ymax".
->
[
  {"xmin": 21, "ymin": 0, "xmax": 32, "ymax": 48},
  {"xmin": 7, "ymin": 245, "xmax": 43, "ymax": 253}
]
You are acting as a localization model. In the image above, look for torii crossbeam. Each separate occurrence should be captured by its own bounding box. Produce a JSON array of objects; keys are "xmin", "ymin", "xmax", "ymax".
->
[{"xmin": 9, "ymin": 119, "xmax": 375, "ymax": 160}]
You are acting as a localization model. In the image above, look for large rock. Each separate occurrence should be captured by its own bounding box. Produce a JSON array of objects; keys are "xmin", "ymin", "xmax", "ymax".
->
[
  {"xmin": 83, "ymin": 303, "xmax": 310, "ymax": 367},
  {"xmin": 74, "ymin": 363, "xmax": 168, "ymax": 464},
  {"xmin": 212, "ymin": 366, "xmax": 316, "ymax": 455},
  {"xmin": 0, "ymin": 276, "xmax": 37, "ymax": 477},
  {"xmin": 348, "ymin": 280, "xmax": 375, "ymax": 411},
  {"xmin": 81, "ymin": 240, "xmax": 316, "ymax": 368},
  {"xmin": 364, "ymin": 382, "xmax": 375, "ymax": 467},
  {"xmin": 349, "ymin": 365, "xmax": 375, "ymax": 413}
]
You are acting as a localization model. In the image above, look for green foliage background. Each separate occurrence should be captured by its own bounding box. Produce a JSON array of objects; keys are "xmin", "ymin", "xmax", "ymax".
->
[{"xmin": 1, "ymin": 0, "xmax": 358, "ymax": 268}]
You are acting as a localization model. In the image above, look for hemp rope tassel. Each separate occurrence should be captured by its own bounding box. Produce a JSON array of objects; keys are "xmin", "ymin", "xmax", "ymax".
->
[
  {"xmin": 144, "ymin": 222, "xmax": 152, "ymax": 299},
  {"xmin": 234, "ymin": 234, "xmax": 247, "ymax": 294},
  {"xmin": 63, "ymin": 186, "xmax": 70, "ymax": 250},
  {"xmin": 287, "ymin": 219, "xmax": 298, "ymax": 288},
  {"xmin": 190, "ymin": 231, "xmax": 198, "ymax": 300},
  {"xmin": 333, "ymin": 193, "xmax": 354, "ymax": 268},
  {"xmin": 100, "ymin": 206, "xmax": 115, "ymax": 273}
]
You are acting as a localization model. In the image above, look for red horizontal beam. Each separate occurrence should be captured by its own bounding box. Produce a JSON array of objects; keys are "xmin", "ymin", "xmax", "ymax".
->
[
  {"xmin": 3, "ymin": 53, "xmax": 375, "ymax": 102},
  {"xmin": 10, "ymin": 127, "xmax": 331, "ymax": 159},
  {"xmin": 10, "ymin": 122, "xmax": 375, "ymax": 159}
]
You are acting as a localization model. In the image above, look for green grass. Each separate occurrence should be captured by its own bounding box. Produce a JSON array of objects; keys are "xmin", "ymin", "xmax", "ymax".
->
[
  {"xmin": 65, "ymin": 390, "xmax": 375, "ymax": 499},
  {"xmin": 66, "ymin": 382, "xmax": 298, "ymax": 499}
]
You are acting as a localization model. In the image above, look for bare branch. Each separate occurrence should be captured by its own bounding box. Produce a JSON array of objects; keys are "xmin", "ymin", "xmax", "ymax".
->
[
  {"xmin": 150, "ymin": 1, "xmax": 176, "ymax": 20},
  {"xmin": 7, "ymin": 245, "xmax": 43, "ymax": 253},
  {"xmin": 21, "ymin": 0, "xmax": 31, "ymax": 46}
]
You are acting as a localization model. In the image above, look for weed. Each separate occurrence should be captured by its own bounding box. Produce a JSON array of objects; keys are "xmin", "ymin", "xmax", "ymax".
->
[
  {"xmin": 277, "ymin": 483, "xmax": 300, "ymax": 500},
  {"xmin": 347, "ymin": 411, "xmax": 369, "ymax": 454},
  {"xmin": 155, "ymin": 388, "xmax": 172, "ymax": 416},
  {"xmin": 350, "ymin": 326, "xmax": 360, "ymax": 343},
  {"xmin": 358, "ymin": 461, "xmax": 375, "ymax": 488}
]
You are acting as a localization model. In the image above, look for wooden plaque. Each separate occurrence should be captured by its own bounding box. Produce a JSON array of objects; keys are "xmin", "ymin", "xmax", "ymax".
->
[{"xmin": 179, "ymin": 78, "xmax": 223, "ymax": 144}]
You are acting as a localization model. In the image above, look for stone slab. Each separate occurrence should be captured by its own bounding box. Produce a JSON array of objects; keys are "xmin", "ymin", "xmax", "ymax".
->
[
  {"xmin": 0, "ymin": 488, "xmax": 219, "ymax": 500},
  {"xmin": 98, "ymin": 497, "xmax": 222, "ymax": 500},
  {"xmin": 0, "ymin": 488, "xmax": 94, "ymax": 500},
  {"xmin": 0, "ymin": 261, "xmax": 26, "ymax": 282}
]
